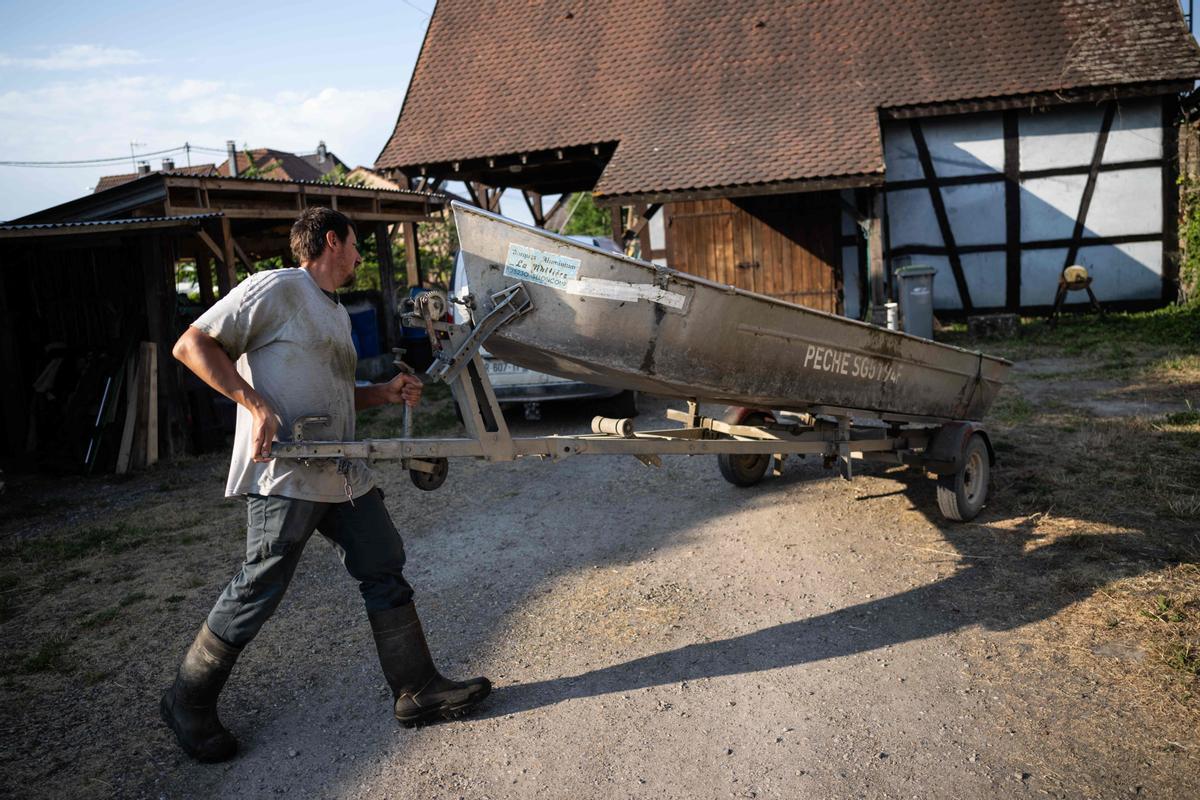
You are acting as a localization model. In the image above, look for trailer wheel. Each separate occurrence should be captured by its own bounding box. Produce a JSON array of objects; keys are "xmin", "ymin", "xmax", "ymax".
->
[
  {"xmin": 936, "ymin": 434, "xmax": 989, "ymax": 522},
  {"xmin": 410, "ymin": 458, "xmax": 449, "ymax": 491},
  {"xmin": 717, "ymin": 410, "xmax": 772, "ymax": 487}
]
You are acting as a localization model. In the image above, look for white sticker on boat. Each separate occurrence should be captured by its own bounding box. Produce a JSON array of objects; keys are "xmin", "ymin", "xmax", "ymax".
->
[
  {"xmin": 503, "ymin": 243, "xmax": 580, "ymax": 289},
  {"xmin": 563, "ymin": 276, "xmax": 687, "ymax": 310}
]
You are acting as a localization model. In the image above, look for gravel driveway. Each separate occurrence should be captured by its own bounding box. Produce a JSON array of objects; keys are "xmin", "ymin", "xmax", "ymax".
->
[{"xmin": 125, "ymin": 395, "xmax": 1194, "ymax": 800}]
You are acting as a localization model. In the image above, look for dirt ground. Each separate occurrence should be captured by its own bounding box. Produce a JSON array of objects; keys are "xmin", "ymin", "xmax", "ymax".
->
[{"xmin": 1, "ymin": 314, "xmax": 1198, "ymax": 799}]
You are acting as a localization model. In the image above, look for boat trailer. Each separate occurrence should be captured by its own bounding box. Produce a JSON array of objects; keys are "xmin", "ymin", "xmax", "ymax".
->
[{"xmin": 272, "ymin": 285, "xmax": 997, "ymax": 523}]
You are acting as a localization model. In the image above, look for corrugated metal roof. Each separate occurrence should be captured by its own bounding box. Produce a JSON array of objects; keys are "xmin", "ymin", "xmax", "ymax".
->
[
  {"xmin": 376, "ymin": 0, "xmax": 1200, "ymax": 199},
  {"xmin": 0, "ymin": 214, "xmax": 222, "ymax": 234},
  {"xmin": 155, "ymin": 170, "xmax": 446, "ymax": 199}
]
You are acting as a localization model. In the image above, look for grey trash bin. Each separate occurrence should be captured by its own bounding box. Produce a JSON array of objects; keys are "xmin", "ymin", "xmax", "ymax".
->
[{"xmin": 895, "ymin": 265, "xmax": 936, "ymax": 339}]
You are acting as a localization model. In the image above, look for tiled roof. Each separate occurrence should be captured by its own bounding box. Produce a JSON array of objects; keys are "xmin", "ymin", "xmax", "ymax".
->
[
  {"xmin": 94, "ymin": 163, "xmax": 217, "ymax": 193},
  {"xmin": 376, "ymin": 0, "xmax": 1200, "ymax": 198},
  {"xmin": 217, "ymin": 148, "xmax": 346, "ymax": 181}
]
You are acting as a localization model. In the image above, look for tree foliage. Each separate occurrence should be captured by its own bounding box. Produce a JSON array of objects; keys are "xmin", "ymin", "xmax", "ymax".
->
[{"xmin": 561, "ymin": 192, "xmax": 611, "ymax": 237}]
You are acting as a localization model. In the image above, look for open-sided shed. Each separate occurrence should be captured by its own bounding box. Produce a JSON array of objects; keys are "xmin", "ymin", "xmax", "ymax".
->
[
  {"xmin": 0, "ymin": 175, "xmax": 444, "ymax": 471},
  {"xmin": 375, "ymin": 0, "xmax": 1200, "ymax": 318}
]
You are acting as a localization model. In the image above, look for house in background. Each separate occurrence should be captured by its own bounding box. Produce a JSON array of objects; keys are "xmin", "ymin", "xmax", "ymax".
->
[
  {"xmin": 375, "ymin": 0, "xmax": 1200, "ymax": 319},
  {"xmin": 216, "ymin": 140, "xmax": 347, "ymax": 181},
  {"xmin": 93, "ymin": 160, "xmax": 218, "ymax": 192},
  {"xmin": 93, "ymin": 141, "xmax": 347, "ymax": 193}
]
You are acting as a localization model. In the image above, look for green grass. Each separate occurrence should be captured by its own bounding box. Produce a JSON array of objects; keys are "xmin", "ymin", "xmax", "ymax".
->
[
  {"xmin": 1142, "ymin": 595, "xmax": 1187, "ymax": 624},
  {"xmin": 357, "ymin": 381, "xmax": 461, "ymax": 438},
  {"xmin": 991, "ymin": 394, "xmax": 1034, "ymax": 425},
  {"xmin": 941, "ymin": 302, "xmax": 1200, "ymax": 359},
  {"xmin": 83, "ymin": 670, "xmax": 112, "ymax": 686},
  {"xmin": 118, "ymin": 591, "xmax": 150, "ymax": 607},
  {"xmin": 7, "ymin": 524, "xmax": 152, "ymax": 565},
  {"xmin": 80, "ymin": 608, "xmax": 119, "ymax": 629},
  {"xmin": 21, "ymin": 638, "xmax": 72, "ymax": 674}
]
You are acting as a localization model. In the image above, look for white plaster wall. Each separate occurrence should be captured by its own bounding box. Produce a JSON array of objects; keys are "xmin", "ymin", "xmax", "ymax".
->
[
  {"xmin": 882, "ymin": 114, "xmax": 1004, "ymax": 179},
  {"xmin": 1021, "ymin": 242, "xmax": 1163, "ymax": 305},
  {"xmin": 647, "ymin": 205, "xmax": 667, "ymax": 265},
  {"xmin": 841, "ymin": 245, "xmax": 861, "ymax": 319},
  {"xmin": 1020, "ymin": 105, "xmax": 1106, "ymax": 170},
  {"xmin": 921, "ymin": 113, "xmax": 1005, "ymax": 175},
  {"xmin": 883, "ymin": 97, "xmax": 1165, "ymax": 310},
  {"xmin": 942, "ymin": 181, "xmax": 1006, "ymax": 246},
  {"xmin": 885, "ymin": 189, "xmax": 942, "ymax": 248},
  {"xmin": 881, "ymin": 122, "xmax": 923, "ymax": 182},
  {"xmin": 840, "ymin": 190, "xmax": 857, "ymax": 236},
  {"xmin": 960, "ymin": 252, "xmax": 1007, "ymax": 308},
  {"xmin": 1020, "ymin": 174, "xmax": 1086, "ymax": 241},
  {"xmin": 1104, "ymin": 101, "xmax": 1163, "ymax": 163},
  {"xmin": 1083, "ymin": 168, "xmax": 1162, "ymax": 238}
]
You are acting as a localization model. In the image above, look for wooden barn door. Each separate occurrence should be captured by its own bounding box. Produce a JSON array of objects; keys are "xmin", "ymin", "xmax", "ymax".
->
[{"xmin": 664, "ymin": 193, "xmax": 841, "ymax": 312}]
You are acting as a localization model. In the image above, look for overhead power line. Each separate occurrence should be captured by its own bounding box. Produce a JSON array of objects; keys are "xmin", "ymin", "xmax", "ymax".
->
[{"xmin": 0, "ymin": 142, "xmax": 234, "ymax": 168}]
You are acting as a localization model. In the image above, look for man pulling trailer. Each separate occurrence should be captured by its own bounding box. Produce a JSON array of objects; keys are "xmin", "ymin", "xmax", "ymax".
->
[{"xmin": 162, "ymin": 208, "xmax": 490, "ymax": 764}]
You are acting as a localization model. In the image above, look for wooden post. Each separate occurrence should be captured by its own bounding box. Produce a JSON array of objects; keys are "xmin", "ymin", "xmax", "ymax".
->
[
  {"xmin": 868, "ymin": 190, "xmax": 887, "ymax": 326},
  {"xmin": 197, "ymin": 256, "xmax": 214, "ymax": 307},
  {"xmin": 402, "ymin": 222, "xmax": 421, "ymax": 288},
  {"xmin": 610, "ymin": 207, "xmax": 623, "ymax": 242},
  {"xmin": 376, "ymin": 222, "xmax": 398, "ymax": 350},
  {"xmin": 218, "ymin": 216, "xmax": 236, "ymax": 295}
]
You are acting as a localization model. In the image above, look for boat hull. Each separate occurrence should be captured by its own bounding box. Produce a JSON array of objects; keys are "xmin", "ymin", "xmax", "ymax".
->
[{"xmin": 453, "ymin": 203, "xmax": 1010, "ymax": 421}]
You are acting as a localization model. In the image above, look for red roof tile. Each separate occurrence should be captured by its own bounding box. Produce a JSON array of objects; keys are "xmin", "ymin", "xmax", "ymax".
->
[
  {"xmin": 376, "ymin": 0, "xmax": 1200, "ymax": 198},
  {"xmin": 94, "ymin": 163, "xmax": 217, "ymax": 193}
]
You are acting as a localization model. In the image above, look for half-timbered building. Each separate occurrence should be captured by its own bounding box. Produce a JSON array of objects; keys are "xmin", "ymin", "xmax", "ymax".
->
[{"xmin": 375, "ymin": 0, "xmax": 1200, "ymax": 318}]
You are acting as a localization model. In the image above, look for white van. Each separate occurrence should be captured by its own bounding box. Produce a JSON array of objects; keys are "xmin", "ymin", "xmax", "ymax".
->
[{"xmin": 449, "ymin": 235, "xmax": 638, "ymax": 420}]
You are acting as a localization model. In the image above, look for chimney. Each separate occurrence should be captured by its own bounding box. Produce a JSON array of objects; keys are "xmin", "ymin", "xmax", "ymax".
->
[
  {"xmin": 137, "ymin": 161, "xmax": 151, "ymax": 175},
  {"xmin": 161, "ymin": 158, "xmax": 175, "ymax": 171},
  {"xmin": 226, "ymin": 140, "xmax": 238, "ymax": 177},
  {"xmin": 317, "ymin": 140, "xmax": 327, "ymax": 164}
]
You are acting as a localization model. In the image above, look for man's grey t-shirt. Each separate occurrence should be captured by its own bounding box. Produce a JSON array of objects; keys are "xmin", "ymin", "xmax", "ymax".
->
[{"xmin": 192, "ymin": 268, "xmax": 373, "ymax": 502}]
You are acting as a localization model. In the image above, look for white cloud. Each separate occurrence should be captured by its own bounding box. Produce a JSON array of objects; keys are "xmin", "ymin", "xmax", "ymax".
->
[
  {"xmin": 0, "ymin": 75, "xmax": 406, "ymax": 218},
  {"xmin": 0, "ymin": 44, "xmax": 152, "ymax": 70}
]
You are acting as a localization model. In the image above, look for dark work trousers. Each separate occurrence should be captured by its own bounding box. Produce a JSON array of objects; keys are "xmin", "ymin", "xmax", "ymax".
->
[{"xmin": 206, "ymin": 488, "xmax": 413, "ymax": 648}]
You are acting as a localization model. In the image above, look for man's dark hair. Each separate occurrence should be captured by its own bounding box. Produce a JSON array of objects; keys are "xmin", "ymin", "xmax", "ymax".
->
[{"xmin": 290, "ymin": 207, "xmax": 356, "ymax": 264}]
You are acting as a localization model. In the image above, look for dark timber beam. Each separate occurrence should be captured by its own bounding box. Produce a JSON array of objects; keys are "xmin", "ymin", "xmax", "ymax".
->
[
  {"xmin": 1064, "ymin": 101, "xmax": 1116, "ymax": 272},
  {"xmin": 1163, "ymin": 97, "xmax": 1181, "ymax": 304},
  {"xmin": 910, "ymin": 119, "xmax": 973, "ymax": 311},
  {"xmin": 1003, "ymin": 110, "xmax": 1021, "ymax": 310},
  {"xmin": 376, "ymin": 222, "xmax": 398, "ymax": 351}
]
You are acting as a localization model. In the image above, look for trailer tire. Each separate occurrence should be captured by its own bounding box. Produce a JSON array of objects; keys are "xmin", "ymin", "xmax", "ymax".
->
[
  {"xmin": 717, "ymin": 410, "xmax": 772, "ymax": 487},
  {"xmin": 936, "ymin": 434, "xmax": 989, "ymax": 522},
  {"xmin": 410, "ymin": 458, "xmax": 449, "ymax": 491}
]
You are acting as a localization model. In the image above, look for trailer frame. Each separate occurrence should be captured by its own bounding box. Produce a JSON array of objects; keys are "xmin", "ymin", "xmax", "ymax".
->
[{"xmin": 271, "ymin": 286, "xmax": 997, "ymax": 521}]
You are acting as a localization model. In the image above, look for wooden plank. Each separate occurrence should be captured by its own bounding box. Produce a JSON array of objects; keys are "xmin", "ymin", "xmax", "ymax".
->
[
  {"xmin": 195, "ymin": 229, "xmax": 224, "ymax": 263},
  {"xmin": 130, "ymin": 344, "xmax": 150, "ymax": 471},
  {"xmin": 232, "ymin": 238, "xmax": 255, "ymax": 273},
  {"xmin": 1162, "ymin": 97, "xmax": 1181, "ymax": 303},
  {"xmin": 1064, "ymin": 101, "xmax": 1116, "ymax": 273},
  {"xmin": 402, "ymin": 222, "xmax": 421, "ymax": 287},
  {"xmin": 910, "ymin": 120, "xmax": 972, "ymax": 310},
  {"xmin": 1003, "ymin": 110, "xmax": 1022, "ymax": 310},
  {"xmin": 868, "ymin": 190, "xmax": 887, "ymax": 323},
  {"xmin": 115, "ymin": 355, "xmax": 138, "ymax": 474},
  {"xmin": 376, "ymin": 222, "xmax": 398, "ymax": 351},
  {"xmin": 218, "ymin": 216, "xmax": 236, "ymax": 295},
  {"xmin": 166, "ymin": 206, "xmax": 432, "ymax": 223},
  {"xmin": 197, "ymin": 256, "xmax": 214, "ymax": 306},
  {"xmin": 145, "ymin": 342, "xmax": 158, "ymax": 466}
]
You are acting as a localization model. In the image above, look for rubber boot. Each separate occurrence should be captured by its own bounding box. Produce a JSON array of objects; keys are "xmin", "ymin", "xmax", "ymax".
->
[
  {"xmin": 368, "ymin": 603, "xmax": 491, "ymax": 726},
  {"xmin": 160, "ymin": 622, "xmax": 241, "ymax": 762}
]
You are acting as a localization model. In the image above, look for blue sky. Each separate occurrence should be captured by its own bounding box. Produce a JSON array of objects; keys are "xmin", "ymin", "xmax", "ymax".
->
[
  {"xmin": 2, "ymin": 2, "xmax": 1196, "ymax": 222},
  {"xmin": 0, "ymin": 0, "xmax": 438, "ymax": 220}
]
